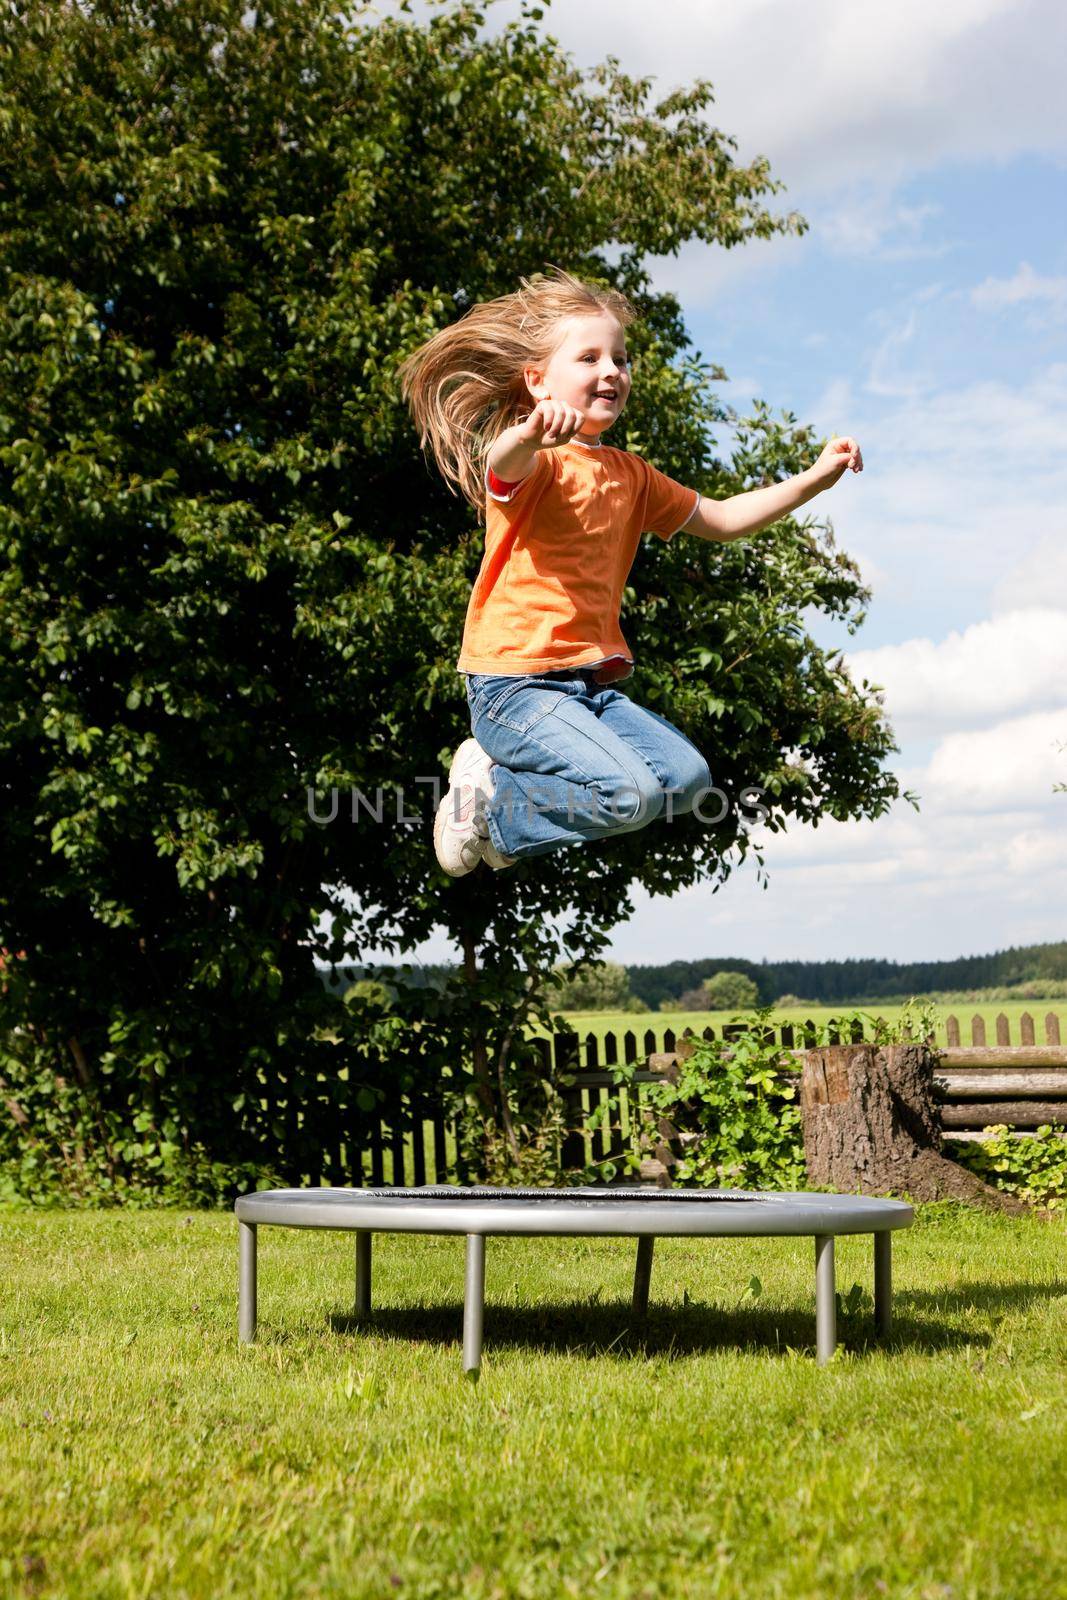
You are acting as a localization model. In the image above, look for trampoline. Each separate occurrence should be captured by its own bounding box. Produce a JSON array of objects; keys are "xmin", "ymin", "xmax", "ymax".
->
[{"xmin": 234, "ymin": 1184, "xmax": 913, "ymax": 1373}]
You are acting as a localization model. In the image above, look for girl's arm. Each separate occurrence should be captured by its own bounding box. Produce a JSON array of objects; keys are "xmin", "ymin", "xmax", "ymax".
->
[
  {"xmin": 680, "ymin": 435, "xmax": 863, "ymax": 543},
  {"xmin": 487, "ymin": 400, "xmax": 587, "ymax": 482}
]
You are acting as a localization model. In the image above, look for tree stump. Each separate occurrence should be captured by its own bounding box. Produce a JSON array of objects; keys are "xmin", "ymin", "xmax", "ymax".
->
[{"xmin": 801, "ymin": 1042, "xmax": 1026, "ymax": 1213}]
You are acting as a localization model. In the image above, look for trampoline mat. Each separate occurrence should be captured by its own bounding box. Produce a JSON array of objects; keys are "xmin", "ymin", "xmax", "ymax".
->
[{"xmin": 361, "ymin": 1187, "xmax": 767, "ymax": 1204}]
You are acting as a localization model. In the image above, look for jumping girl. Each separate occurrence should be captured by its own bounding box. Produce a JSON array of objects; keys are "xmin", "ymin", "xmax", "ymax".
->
[{"xmin": 398, "ymin": 266, "xmax": 862, "ymax": 876}]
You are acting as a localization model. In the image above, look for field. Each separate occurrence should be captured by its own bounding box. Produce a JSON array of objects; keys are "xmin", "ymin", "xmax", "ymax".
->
[
  {"xmin": 3, "ymin": 1203, "xmax": 1064, "ymax": 1599},
  {"xmin": 528, "ymin": 1000, "xmax": 1066, "ymax": 1051}
]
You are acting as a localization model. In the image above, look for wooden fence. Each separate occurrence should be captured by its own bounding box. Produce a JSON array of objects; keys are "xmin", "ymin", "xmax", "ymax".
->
[{"xmin": 283, "ymin": 1009, "xmax": 1067, "ymax": 1189}]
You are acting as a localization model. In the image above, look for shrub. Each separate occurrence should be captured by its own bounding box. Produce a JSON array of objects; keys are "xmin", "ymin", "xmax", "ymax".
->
[
  {"xmin": 643, "ymin": 1005, "xmax": 804, "ymax": 1188},
  {"xmin": 953, "ymin": 1125, "xmax": 1067, "ymax": 1211}
]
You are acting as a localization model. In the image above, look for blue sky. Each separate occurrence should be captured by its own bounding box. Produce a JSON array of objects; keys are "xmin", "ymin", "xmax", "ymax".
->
[{"xmin": 347, "ymin": 0, "xmax": 1067, "ymax": 970}]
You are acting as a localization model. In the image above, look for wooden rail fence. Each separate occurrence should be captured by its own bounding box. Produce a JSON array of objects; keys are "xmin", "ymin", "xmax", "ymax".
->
[{"xmin": 288, "ymin": 1010, "xmax": 1067, "ymax": 1188}]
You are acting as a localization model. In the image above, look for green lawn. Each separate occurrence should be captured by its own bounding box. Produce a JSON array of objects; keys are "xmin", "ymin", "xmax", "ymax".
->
[{"xmin": 3, "ymin": 1204, "xmax": 1065, "ymax": 1599}]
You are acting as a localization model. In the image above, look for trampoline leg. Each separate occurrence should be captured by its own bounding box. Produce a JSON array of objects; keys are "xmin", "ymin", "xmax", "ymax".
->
[
  {"xmin": 354, "ymin": 1230, "xmax": 372, "ymax": 1319},
  {"xmin": 463, "ymin": 1234, "xmax": 485, "ymax": 1376},
  {"xmin": 873, "ymin": 1231, "xmax": 892, "ymax": 1339},
  {"xmin": 238, "ymin": 1220, "xmax": 257, "ymax": 1344},
  {"xmin": 814, "ymin": 1234, "xmax": 836, "ymax": 1366},
  {"xmin": 632, "ymin": 1235, "xmax": 654, "ymax": 1317}
]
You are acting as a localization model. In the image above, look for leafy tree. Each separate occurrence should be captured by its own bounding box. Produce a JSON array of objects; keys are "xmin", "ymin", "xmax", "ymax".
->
[
  {"xmin": 550, "ymin": 959, "xmax": 634, "ymax": 1013},
  {"xmin": 701, "ymin": 971, "xmax": 760, "ymax": 1011},
  {"xmin": 670, "ymin": 971, "xmax": 759, "ymax": 1012},
  {"xmin": 0, "ymin": 0, "xmax": 914, "ymax": 1198}
]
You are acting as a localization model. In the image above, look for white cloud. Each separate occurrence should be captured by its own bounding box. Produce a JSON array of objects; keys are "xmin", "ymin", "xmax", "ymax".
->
[
  {"xmin": 607, "ymin": 231, "xmax": 801, "ymax": 315},
  {"xmin": 818, "ymin": 194, "xmax": 949, "ymax": 261},
  {"xmin": 810, "ymin": 373, "xmax": 854, "ymax": 427},
  {"xmin": 797, "ymin": 360, "xmax": 1067, "ymax": 618},
  {"xmin": 603, "ymin": 686, "xmax": 1067, "ymax": 963},
  {"xmin": 719, "ymin": 372, "xmax": 767, "ymax": 407},
  {"xmin": 992, "ymin": 530, "xmax": 1067, "ymax": 612},
  {"xmin": 971, "ymin": 261, "xmax": 1067, "ymax": 327},
  {"xmin": 919, "ymin": 707, "xmax": 1067, "ymax": 809},
  {"xmin": 443, "ymin": 0, "xmax": 1067, "ymax": 196},
  {"xmin": 843, "ymin": 611, "xmax": 1067, "ymax": 738},
  {"xmin": 601, "ymin": 792, "xmax": 1067, "ymax": 962},
  {"xmin": 866, "ymin": 309, "xmax": 937, "ymax": 398}
]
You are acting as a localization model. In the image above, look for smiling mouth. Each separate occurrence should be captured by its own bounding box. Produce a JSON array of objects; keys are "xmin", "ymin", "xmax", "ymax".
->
[{"xmin": 593, "ymin": 392, "xmax": 618, "ymax": 402}]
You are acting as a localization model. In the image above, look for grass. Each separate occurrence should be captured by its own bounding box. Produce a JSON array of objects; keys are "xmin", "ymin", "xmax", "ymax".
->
[
  {"xmin": 528, "ymin": 1001, "xmax": 1067, "ymax": 1051},
  {"xmin": 2, "ymin": 1204, "xmax": 1065, "ymax": 1599}
]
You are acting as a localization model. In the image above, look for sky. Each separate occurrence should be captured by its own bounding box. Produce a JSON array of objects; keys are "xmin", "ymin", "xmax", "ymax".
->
[{"xmin": 343, "ymin": 0, "xmax": 1067, "ymax": 972}]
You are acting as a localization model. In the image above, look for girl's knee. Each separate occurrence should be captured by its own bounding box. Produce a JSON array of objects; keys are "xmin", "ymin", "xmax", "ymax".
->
[
  {"xmin": 669, "ymin": 751, "xmax": 713, "ymax": 812},
  {"xmin": 600, "ymin": 767, "xmax": 664, "ymax": 826}
]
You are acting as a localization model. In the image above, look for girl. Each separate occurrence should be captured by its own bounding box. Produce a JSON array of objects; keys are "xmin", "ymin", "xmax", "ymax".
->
[{"xmin": 398, "ymin": 266, "xmax": 862, "ymax": 876}]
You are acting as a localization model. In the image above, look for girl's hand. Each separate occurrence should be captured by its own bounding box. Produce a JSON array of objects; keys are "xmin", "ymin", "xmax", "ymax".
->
[
  {"xmin": 809, "ymin": 434, "xmax": 863, "ymax": 490},
  {"xmin": 517, "ymin": 397, "xmax": 587, "ymax": 450}
]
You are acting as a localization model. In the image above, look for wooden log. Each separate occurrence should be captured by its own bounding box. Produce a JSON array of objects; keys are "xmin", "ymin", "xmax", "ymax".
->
[
  {"xmin": 940, "ymin": 1102, "xmax": 1067, "ymax": 1128},
  {"xmin": 577, "ymin": 1063, "xmax": 1067, "ymax": 1092},
  {"xmin": 800, "ymin": 1042, "xmax": 1026, "ymax": 1213},
  {"xmin": 934, "ymin": 1046, "xmax": 1067, "ymax": 1069},
  {"xmin": 650, "ymin": 1045, "xmax": 1067, "ymax": 1071},
  {"xmin": 934, "ymin": 1073, "xmax": 1067, "ymax": 1099},
  {"xmin": 945, "ymin": 1128, "xmax": 1065, "ymax": 1142}
]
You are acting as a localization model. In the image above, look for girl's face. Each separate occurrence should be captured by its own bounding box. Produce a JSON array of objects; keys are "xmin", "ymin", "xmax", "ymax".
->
[{"xmin": 523, "ymin": 311, "xmax": 632, "ymax": 441}]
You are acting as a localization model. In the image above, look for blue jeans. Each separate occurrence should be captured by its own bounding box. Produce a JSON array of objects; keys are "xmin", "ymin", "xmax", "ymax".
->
[{"xmin": 464, "ymin": 668, "xmax": 713, "ymax": 861}]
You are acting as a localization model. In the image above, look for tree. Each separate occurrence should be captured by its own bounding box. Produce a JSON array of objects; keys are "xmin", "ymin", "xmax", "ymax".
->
[
  {"xmin": 671, "ymin": 971, "xmax": 759, "ymax": 1011},
  {"xmin": 701, "ymin": 971, "xmax": 760, "ymax": 1011},
  {"xmin": 551, "ymin": 959, "xmax": 634, "ymax": 1013},
  {"xmin": 0, "ymin": 0, "xmax": 916, "ymax": 1197}
]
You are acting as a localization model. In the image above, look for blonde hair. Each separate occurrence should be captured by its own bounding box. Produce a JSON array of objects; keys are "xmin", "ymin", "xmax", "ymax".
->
[{"xmin": 397, "ymin": 264, "xmax": 638, "ymax": 516}]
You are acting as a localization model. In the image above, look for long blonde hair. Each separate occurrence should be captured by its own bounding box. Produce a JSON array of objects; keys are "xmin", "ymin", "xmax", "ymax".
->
[{"xmin": 397, "ymin": 264, "xmax": 637, "ymax": 516}]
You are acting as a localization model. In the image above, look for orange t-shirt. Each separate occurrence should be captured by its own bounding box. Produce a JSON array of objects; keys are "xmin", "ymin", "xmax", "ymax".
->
[{"xmin": 456, "ymin": 438, "xmax": 699, "ymax": 686}]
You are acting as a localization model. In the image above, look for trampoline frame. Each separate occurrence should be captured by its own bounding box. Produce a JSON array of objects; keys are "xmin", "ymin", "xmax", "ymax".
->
[{"xmin": 234, "ymin": 1184, "xmax": 913, "ymax": 1373}]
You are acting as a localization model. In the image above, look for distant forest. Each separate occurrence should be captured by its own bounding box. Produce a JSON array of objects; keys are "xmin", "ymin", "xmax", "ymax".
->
[{"xmin": 319, "ymin": 940, "xmax": 1067, "ymax": 1009}]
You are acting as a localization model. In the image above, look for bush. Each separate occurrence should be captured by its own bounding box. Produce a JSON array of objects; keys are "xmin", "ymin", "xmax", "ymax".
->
[
  {"xmin": 343, "ymin": 978, "xmax": 392, "ymax": 1008},
  {"xmin": 572, "ymin": 1004, "xmax": 807, "ymax": 1189},
  {"xmin": 644, "ymin": 1005, "xmax": 805, "ymax": 1188},
  {"xmin": 953, "ymin": 1125, "xmax": 1067, "ymax": 1211}
]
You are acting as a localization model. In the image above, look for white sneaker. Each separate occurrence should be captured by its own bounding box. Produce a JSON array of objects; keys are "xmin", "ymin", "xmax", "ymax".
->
[{"xmin": 434, "ymin": 738, "xmax": 496, "ymax": 877}]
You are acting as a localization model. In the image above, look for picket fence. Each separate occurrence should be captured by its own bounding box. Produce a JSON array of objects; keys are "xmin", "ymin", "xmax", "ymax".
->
[{"xmin": 288, "ymin": 1010, "xmax": 1067, "ymax": 1190}]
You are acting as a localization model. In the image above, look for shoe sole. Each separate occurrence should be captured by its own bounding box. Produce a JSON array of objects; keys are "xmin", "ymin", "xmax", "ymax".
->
[{"xmin": 434, "ymin": 740, "xmax": 494, "ymax": 876}]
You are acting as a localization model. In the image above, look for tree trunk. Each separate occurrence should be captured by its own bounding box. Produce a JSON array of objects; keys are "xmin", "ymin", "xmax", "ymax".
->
[
  {"xmin": 801, "ymin": 1042, "xmax": 1026, "ymax": 1214},
  {"xmin": 460, "ymin": 935, "xmax": 498, "ymax": 1182}
]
